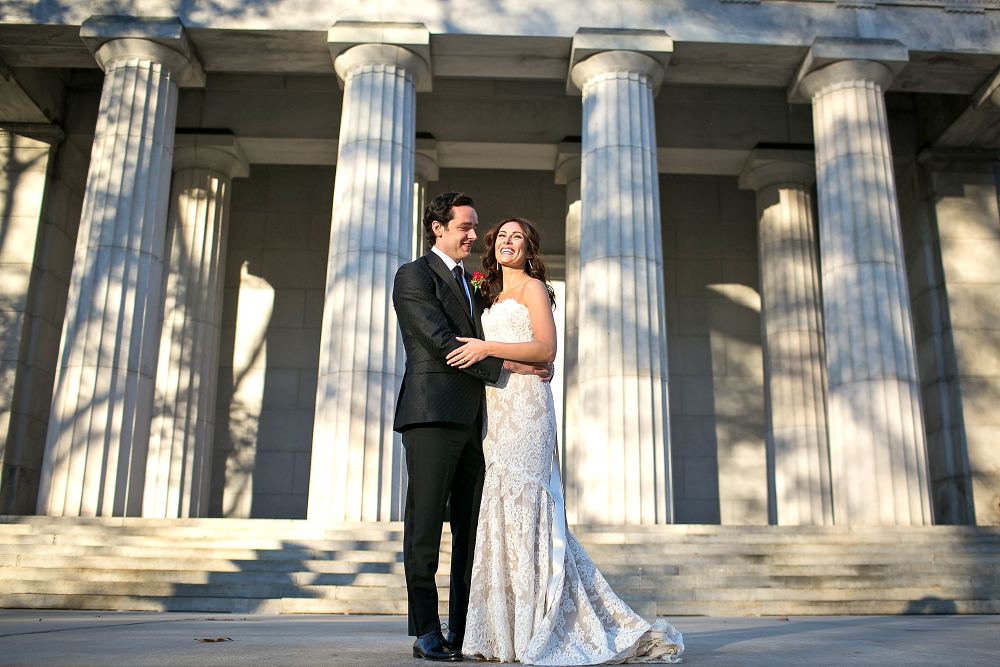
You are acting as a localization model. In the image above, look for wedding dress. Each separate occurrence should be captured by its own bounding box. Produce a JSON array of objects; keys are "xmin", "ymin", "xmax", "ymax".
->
[{"xmin": 463, "ymin": 299, "xmax": 683, "ymax": 665}]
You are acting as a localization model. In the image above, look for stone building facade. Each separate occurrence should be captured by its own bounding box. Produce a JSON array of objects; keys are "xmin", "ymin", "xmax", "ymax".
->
[{"xmin": 0, "ymin": 1, "xmax": 998, "ymax": 527}]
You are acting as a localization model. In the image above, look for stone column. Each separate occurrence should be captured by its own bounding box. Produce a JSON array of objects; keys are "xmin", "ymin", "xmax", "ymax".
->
[
  {"xmin": 143, "ymin": 134, "xmax": 248, "ymax": 518},
  {"xmin": 0, "ymin": 125, "xmax": 63, "ymax": 513},
  {"xmin": 36, "ymin": 18, "xmax": 204, "ymax": 517},
  {"xmin": 791, "ymin": 39, "xmax": 932, "ymax": 525},
  {"xmin": 568, "ymin": 31, "xmax": 675, "ymax": 525},
  {"xmin": 308, "ymin": 24, "xmax": 430, "ymax": 522},
  {"xmin": 554, "ymin": 145, "xmax": 582, "ymax": 523},
  {"xmin": 740, "ymin": 149, "xmax": 833, "ymax": 525}
]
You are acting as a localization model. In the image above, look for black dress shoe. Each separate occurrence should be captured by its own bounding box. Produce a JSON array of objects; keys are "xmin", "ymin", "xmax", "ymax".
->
[
  {"xmin": 413, "ymin": 630, "xmax": 462, "ymax": 662},
  {"xmin": 442, "ymin": 630, "xmax": 461, "ymax": 653}
]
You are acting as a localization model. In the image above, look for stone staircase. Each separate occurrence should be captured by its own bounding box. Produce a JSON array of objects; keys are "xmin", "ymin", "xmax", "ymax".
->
[{"xmin": 1, "ymin": 517, "xmax": 998, "ymax": 616}]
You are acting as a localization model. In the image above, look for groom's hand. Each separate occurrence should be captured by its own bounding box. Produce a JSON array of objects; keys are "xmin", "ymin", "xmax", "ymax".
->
[{"xmin": 504, "ymin": 360, "xmax": 554, "ymax": 383}]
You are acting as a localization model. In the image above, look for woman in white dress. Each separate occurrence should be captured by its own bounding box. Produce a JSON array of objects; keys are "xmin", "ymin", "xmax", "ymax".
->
[{"xmin": 445, "ymin": 217, "xmax": 683, "ymax": 665}]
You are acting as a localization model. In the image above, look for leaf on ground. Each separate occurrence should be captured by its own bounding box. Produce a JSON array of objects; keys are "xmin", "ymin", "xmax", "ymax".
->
[{"xmin": 195, "ymin": 637, "xmax": 233, "ymax": 643}]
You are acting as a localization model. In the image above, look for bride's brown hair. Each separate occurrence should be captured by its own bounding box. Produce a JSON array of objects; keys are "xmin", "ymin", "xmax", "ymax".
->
[{"xmin": 479, "ymin": 217, "xmax": 556, "ymax": 308}]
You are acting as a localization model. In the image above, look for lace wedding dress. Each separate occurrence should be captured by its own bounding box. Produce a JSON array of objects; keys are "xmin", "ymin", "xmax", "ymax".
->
[{"xmin": 463, "ymin": 299, "xmax": 683, "ymax": 665}]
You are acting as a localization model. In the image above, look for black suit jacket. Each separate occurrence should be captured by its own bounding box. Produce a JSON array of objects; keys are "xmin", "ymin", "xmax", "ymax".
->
[{"xmin": 392, "ymin": 252, "xmax": 503, "ymax": 432}]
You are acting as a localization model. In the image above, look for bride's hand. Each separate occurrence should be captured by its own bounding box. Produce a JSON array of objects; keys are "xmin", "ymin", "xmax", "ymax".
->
[{"xmin": 447, "ymin": 337, "xmax": 491, "ymax": 368}]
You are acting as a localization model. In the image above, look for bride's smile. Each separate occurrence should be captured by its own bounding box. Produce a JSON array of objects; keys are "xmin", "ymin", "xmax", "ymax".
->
[{"xmin": 495, "ymin": 222, "xmax": 527, "ymax": 269}]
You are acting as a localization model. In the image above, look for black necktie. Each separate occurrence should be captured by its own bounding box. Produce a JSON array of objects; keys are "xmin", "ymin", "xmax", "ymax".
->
[{"xmin": 453, "ymin": 265, "xmax": 472, "ymax": 316}]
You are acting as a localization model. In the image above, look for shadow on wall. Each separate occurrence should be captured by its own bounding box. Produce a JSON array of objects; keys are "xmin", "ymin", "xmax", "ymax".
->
[
  {"xmin": 662, "ymin": 174, "xmax": 766, "ymax": 526},
  {"xmin": 209, "ymin": 165, "xmax": 332, "ymax": 520},
  {"xmin": 0, "ymin": 133, "xmax": 51, "ymax": 514}
]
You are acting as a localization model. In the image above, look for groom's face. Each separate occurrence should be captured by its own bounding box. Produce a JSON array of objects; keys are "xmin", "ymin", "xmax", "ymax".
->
[{"xmin": 433, "ymin": 205, "xmax": 479, "ymax": 263}]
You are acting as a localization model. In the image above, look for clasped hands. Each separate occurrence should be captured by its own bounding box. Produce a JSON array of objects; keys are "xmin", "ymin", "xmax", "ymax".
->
[{"xmin": 447, "ymin": 337, "xmax": 553, "ymax": 382}]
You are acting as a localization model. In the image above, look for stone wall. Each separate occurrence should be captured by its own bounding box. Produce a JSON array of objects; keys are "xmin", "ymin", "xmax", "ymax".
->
[
  {"xmin": 662, "ymin": 174, "xmax": 767, "ymax": 525},
  {"xmin": 210, "ymin": 164, "xmax": 331, "ymax": 519}
]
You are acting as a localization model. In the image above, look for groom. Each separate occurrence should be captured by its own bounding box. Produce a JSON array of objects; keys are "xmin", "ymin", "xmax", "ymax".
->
[{"xmin": 393, "ymin": 192, "xmax": 547, "ymax": 662}]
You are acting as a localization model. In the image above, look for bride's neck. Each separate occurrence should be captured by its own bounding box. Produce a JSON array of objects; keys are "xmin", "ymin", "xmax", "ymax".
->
[{"xmin": 500, "ymin": 266, "xmax": 528, "ymax": 290}]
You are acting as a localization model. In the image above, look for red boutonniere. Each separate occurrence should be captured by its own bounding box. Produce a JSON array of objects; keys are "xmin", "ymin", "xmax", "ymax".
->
[{"xmin": 470, "ymin": 271, "xmax": 487, "ymax": 295}]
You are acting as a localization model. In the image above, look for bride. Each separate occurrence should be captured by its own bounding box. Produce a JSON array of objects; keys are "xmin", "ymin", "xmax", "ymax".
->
[{"xmin": 445, "ymin": 217, "xmax": 683, "ymax": 665}]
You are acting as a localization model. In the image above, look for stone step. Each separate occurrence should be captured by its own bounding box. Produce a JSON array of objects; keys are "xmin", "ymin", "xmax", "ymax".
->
[
  {"xmin": 0, "ymin": 544, "xmax": 407, "ymax": 562},
  {"xmin": 0, "ymin": 554, "xmax": 412, "ymax": 574},
  {"xmin": 0, "ymin": 593, "xmax": 284, "ymax": 614},
  {"xmin": 3, "ymin": 548, "xmax": 997, "ymax": 571},
  {"xmin": 7, "ymin": 532, "xmax": 998, "ymax": 557},
  {"xmin": 6, "ymin": 567, "xmax": 996, "ymax": 595},
  {"xmin": 8, "ymin": 592, "xmax": 997, "ymax": 617},
  {"xmin": 5, "ymin": 526, "xmax": 998, "ymax": 548},
  {"xmin": 1, "ymin": 517, "xmax": 997, "ymax": 617},
  {"xmin": 6, "ymin": 578, "xmax": 995, "ymax": 609},
  {"xmin": 3, "ymin": 516, "xmax": 996, "ymax": 539},
  {"xmin": 8, "ymin": 553, "xmax": 997, "ymax": 581}
]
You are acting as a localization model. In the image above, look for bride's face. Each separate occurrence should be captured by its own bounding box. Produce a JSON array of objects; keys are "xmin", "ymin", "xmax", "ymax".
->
[{"xmin": 495, "ymin": 221, "xmax": 527, "ymax": 270}]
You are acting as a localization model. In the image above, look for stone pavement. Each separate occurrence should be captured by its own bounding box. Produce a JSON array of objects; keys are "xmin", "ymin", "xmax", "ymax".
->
[{"xmin": 0, "ymin": 611, "xmax": 997, "ymax": 666}]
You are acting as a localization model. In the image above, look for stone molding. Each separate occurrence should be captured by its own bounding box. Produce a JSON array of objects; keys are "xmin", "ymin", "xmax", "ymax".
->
[
  {"xmin": 553, "ymin": 142, "xmax": 581, "ymax": 186},
  {"xmin": 748, "ymin": 0, "xmax": 999, "ymax": 12},
  {"xmin": 0, "ymin": 123, "xmax": 65, "ymax": 146},
  {"xmin": 414, "ymin": 137, "xmax": 439, "ymax": 182},
  {"xmin": 788, "ymin": 37, "xmax": 908, "ymax": 102},
  {"xmin": 172, "ymin": 133, "xmax": 250, "ymax": 179},
  {"xmin": 739, "ymin": 148, "xmax": 816, "ymax": 190},
  {"xmin": 917, "ymin": 146, "xmax": 1000, "ymax": 172},
  {"xmin": 80, "ymin": 16, "xmax": 205, "ymax": 87},
  {"xmin": 567, "ymin": 28, "xmax": 672, "ymax": 95},
  {"xmin": 328, "ymin": 21, "xmax": 431, "ymax": 92}
]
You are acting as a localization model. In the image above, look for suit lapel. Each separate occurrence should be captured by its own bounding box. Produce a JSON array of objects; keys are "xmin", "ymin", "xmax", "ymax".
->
[{"xmin": 424, "ymin": 252, "xmax": 475, "ymax": 328}]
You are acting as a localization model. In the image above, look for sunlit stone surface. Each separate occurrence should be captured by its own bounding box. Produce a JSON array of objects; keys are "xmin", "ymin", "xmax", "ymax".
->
[
  {"xmin": 308, "ymin": 35, "xmax": 429, "ymax": 521},
  {"xmin": 799, "ymin": 55, "xmax": 932, "ymax": 526},
  {"xmin": 37, "ymin": 30, "xmax": 202, "ymax": 517},
  {"xmin": 571, "ymin": 47, "xmax": 674, "ymax": 525},
  {"xmin": 740, "ymin": 149, "xmax": 833, "ymax": 526},
  {"xmin": 143, "ymin": 135, "xmax": 248, "ymax": 518}
]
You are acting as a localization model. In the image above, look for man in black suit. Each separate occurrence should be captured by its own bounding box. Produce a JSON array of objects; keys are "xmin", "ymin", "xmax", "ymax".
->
[{"xmin": 392, "ymin": 192, "xmax": 546, "ymax": 662}]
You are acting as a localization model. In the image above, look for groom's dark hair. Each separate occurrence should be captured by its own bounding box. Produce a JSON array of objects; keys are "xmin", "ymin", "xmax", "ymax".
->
[{"xmin": 423, "ymin": 191, "xmax": 475, "ymax": 249}]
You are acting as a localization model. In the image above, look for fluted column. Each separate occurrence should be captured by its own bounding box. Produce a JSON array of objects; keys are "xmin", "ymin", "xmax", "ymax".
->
[
  {"xmin": 309, "ymin": 29, "xmax": 429, "ymax": 522},
  {"xmin": 37, "ymin": 20, "xmax": 204, "ymax": 517},
  {"xmin": 794, "ymin": 45, "xmax": 932, "ymax": 525},
  {"xmin": 740, "ymin": 150, "xmax": 833, "ymax": 525},
  {"xmin": 143, "ymin": 135, "xmax": 248, "ymax": 518},
  {"xmin": 570, "ymin": 43, "xmax": 674, "ymax": 525},
  {"xmin": 554, "ymin": 146, "xmax": 582, "ymax": 523}
]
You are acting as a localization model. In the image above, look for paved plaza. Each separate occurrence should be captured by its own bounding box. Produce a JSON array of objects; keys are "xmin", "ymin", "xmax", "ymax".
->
[{"xmin": 0, "ymin": 612, "xmax": 997, "ymax": 666}]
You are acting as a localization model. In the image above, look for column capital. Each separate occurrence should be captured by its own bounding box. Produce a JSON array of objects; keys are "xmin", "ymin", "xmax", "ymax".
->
[
  {"xmin": 554, "ymin": 142, "xmax": 581, "ymax": 185},
  {"xmin": 567, "ymin": 28, "xmax": 672, "ymax": 96},
  {"xmin": 173, "ymin": 133, "xmax": 249, "ymax": 179},
  {"xmin": 328, "ymin": 21, "xmax": 431, "ymax": 92},
  {"xmin": 80, "ymin": 16, "xmax": 205, "ymax": 87},
  {"xmin": 788, "ymin": 37, "xmax": 908, "ymax": 103},
  {"xmin": 415, "ymin": 137, "xmax": 438, "ymax": 182},
  {"xmin": 739, "ymin": 148, "xmax": 816, "ymax": 191}
]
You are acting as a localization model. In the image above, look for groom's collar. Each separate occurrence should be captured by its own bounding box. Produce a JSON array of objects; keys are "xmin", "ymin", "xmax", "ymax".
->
[{"xmin": 430, "ymin": 245, "xmax": 465, "ymax": 274}]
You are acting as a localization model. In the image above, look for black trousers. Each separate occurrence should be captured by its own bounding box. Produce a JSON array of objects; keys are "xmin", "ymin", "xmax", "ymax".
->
[{"xmin": 402, "ymin": 418, "xmax": 485, "ymax": 640}]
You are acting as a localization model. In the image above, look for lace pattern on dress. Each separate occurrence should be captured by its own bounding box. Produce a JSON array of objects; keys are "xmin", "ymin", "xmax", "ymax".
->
[{"xmin": 463, "ymin": 299, "xmax": 683, "ymax": 665}]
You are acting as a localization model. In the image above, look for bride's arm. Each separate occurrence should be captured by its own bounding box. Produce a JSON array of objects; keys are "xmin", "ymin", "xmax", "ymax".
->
[{"xmin": 446, "ymin": 280, "xmax": 556, "ymax": 368}]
